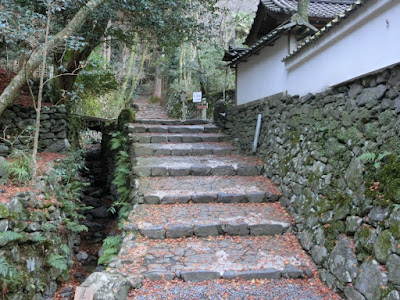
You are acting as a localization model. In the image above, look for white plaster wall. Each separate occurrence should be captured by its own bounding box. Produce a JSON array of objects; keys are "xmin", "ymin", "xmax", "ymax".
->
[
  {"xmin": 285, "ymin": 0, "xmax": 400, "ymax": 96},
  {"xmin": 236, "ymin": 36, "xmax": 288, "ymax": 105}
]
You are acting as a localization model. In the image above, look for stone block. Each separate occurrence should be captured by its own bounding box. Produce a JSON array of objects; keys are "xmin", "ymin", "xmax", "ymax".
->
[
  {"xmin": 218, "ymin": 193, "xmax": 244, "ymax": 203},
  {"xmin": 249, "ymin": 224, "xmax": 284, "ymax": 236},
  {"xmin": 194, "ymin": 224, "xmax": 220, "ymax": 237},
  {"xmin": 144, "ymin": 195, "xmax": 160, "ymax": 204},
  {"xmin": 154, "ymin": 148, "xmax": 171, "ymax": 156},
  {"xmin": 182, "ymin": 136, "xmax": 202, "ymax": 143},
  {"xmin": 169, "ymin": 167, "xmax": 191, "ymax": 176},
  {"xmin": 191, "ymin": 164, "xmax": 211, "ymax": 176},
  {"xmin": 140, "ymin": 226, "xmax": 165, "ymax": 239},
  {"xmin": 282, "ymin": 265, "xmax": 303, "ymax": 279},
  {"xmin": 192, "ymin": 148, "xmax": 212, "ymax": 155},
  {"xmin": 151, "ymin": 167, "xmax": 168, "ymax": 176},
  {"xmin": 237, "ymin": 165, "xmax": 262, "ymax": 176},
  {"xmin": 168, "ymin": 136, "xmax": 182, "ymax": 143},
  {"xmin": 171, "ymin": 149, "xmax": 191, "ymax": 156},
  {"xmin": 161, "ymin": 195, "xmax": 190, "ymax": 204},
  {"xmin": 192, "ymin": 194, "xmax": 216, "ymax": 203},
  {"xmin": 222, "ymin": 223, "xmax": 249, "ymax": 236},
  {"xmin": 133, "ymin": 167, "xmax": 151, "ymax": 177},
  {"xmin": 210, "ymin": 165, "xmax": 236, "ymax": 176},
  {"xmin": 166, "ymin": 225, "xmax": 193, "ymax": 238},
  {"xmin": 181, "ymin": 270, "xmax": 220, "ymax": 282},
  {"xmin": 137, "ymin": 136, "xmax": 151, "ymax": 143},
  {"xmin": 236, "ymin": 269, "xmax": 281, "ymax": 280},
  {"xmin": 145, "ymin": 272, "xmax": 175, "ymax": 281},
  {"xmin": 151, "ymin": 136, "xmax": 168, "ymax": 143},
  {"xmin": 148, "ymin": 127, "xmax": 168, "ymax": 133},
  {"xmin": 246, "ymin": 192, "xmax": 266, "ymax": 203}
]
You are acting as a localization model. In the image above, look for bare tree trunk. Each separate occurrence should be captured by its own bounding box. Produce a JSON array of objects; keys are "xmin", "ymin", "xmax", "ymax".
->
[
  {"xmin": 0, "ymin": 0, "xmax": 105, "ymax": 116},
  {"xmin": 127, "ymin": 42, "xmax": 148, "ymax": 106},
  {"xmin": 196, "ymin": 45, "xmax": 207, "ymax": 95},
  {"xmin": 297, "ymin": 0, "xmax": 310, "ymax": 22},
  {"xmin": 152, "ymin": 50, "xmax": 162, "ymax": 100},
  {"xmin": 118, "ymin": 37, "xmax": 137, "ymax": 106},
  {"xmin": 31, "ymin": 3, "xmax": 51, "ymax": 190}
]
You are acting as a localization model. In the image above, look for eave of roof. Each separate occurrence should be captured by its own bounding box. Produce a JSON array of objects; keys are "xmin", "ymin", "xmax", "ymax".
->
[
  {"xmin": 230, "ymin": 25, "xmax": 289, "ymax": 67},
  {"xmin": 283, "ymin": 0, "xmax": 368, "ymax": 61},
  {"xmin": 229, "ymin": 15, "xmax": 318, "ymax": 67}
]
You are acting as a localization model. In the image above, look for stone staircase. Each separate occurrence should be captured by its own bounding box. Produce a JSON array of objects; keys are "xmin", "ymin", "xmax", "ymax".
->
[{"xmin": 117, "ymin": 119, "xmax": 341, "ymax": 299}]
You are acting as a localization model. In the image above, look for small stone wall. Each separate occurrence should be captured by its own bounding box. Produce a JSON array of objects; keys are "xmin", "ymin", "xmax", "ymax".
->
[
  {"xmin": 0, "ymin": 192, "xmax": 76, "ymax": 299},
  {"xmin": 223, "ymin": 64, "xmax": 400, "ymax": 299},
  {"xmin": 0, "ymin": 104, "xmax": 70, "ymax": 155}
]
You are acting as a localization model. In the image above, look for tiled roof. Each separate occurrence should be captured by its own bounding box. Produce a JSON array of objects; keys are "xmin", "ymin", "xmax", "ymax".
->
[
  {"xmin": 261, "ymin": 0, "xmax": 355, "ymax": 19},
  {"xmin": 283, "ymin": 0, "xmax": 367, "ymax": 61}
]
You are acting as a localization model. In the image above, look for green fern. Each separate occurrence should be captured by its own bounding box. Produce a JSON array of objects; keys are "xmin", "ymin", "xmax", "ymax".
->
[
  {"xmin": 66, "ymin": 221, "xmax": 88, "ymax": 233},
  {"xmin": 0, "ymin": 257, "xmax": 24, "ymax": 292},
  {"xmin": 31, "ymin": 233, "xmax": 47, "ymax": 243},
  {"xmin": 98, "ymin": 235, "xmax": 122, "ymax": 265},
  {"xmin": 47, "ymin": 254, "xmax": 68, "ymax": 272},
  {"xmin": 359, "ymin": 151, "xmax": 391, "ymax": 169},
  {"xmin": 0, "ymin": 231, "xmax": 25, "ymax": 246}
]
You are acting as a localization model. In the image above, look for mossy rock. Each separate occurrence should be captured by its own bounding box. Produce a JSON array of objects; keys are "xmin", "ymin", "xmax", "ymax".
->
[
  {"xmin": 374, "ymin": 230, "xmax": 394, "ymax": 264},
  {"xmin": 118, "ymin": 108, "xmax": 136, "ymax": 130},
  {"xmin": 0, "ymin": 204, "xmax": 10, "ymax": 218},
  {"xmin": 354, "ymin": 225, "xmax": 377, "ymax": 255},
  {"xmin": 390, "ymin": 210, "xmax": 400, "ymax": 240}
]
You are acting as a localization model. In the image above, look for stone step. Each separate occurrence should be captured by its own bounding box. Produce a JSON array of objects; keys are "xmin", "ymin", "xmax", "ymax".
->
[
  {"xmin": 129, "ymin": 278, "xmax": 341, "ymax": 299},
  {"xmin": 118, "ymin": 234, "xmax": 315, "ymax": 285},
  {"xmin": 125, "ymin": 203, "xmax": 292, "ymax": 239},
  {"xmin": 129, "ymin": 133, "xmax": 229, "ymax": 144},
  {"xmin": 135, "ymin": 119, "xmax": 209, "ymax": 125},
  {"xmin": 128, "ymin": 124, "xmax": 219, "ymax": 134},
  {"xmin": 132, "ymin": 143, "xmax": 237, "ymax": 157},
  {"xmin": 135, "ymin": 176, "xmax": 281, "ymax": 204},
  {"xmin": 133, "ymin": 155, "xmax": 264, "ymax": 177}
]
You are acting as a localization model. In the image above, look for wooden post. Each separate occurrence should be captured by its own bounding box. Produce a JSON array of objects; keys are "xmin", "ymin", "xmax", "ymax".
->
[{"xmin": 181, "ymin": 91, "xmax": 187, "ymax": 120}]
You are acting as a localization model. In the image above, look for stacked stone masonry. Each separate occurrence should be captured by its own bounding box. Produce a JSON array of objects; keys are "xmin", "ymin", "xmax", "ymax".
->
[
  {"xmin": 222, "ymin": 64, "xmax": 400, "ymax": 300},
  {"xmin": 0, "ymin": 104, "xmax": 70, "ymax": 155}
]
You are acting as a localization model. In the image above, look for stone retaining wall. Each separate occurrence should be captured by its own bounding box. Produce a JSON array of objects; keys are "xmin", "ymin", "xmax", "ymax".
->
[
  {"xmin": 0, "ymin": 192, "xmax": 77, "ymax": 299},
  {"xmin": 222, "ymin": 64, "xmax": 400, "ymax": 299},
  {"xmin": 0, "ymin": 104, "xmax": 70, "ymax": 155}
]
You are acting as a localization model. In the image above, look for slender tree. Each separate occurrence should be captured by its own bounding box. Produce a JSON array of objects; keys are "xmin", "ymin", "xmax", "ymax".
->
[{"xmin": 0, "ymin": 0, "xmax": 106, "ymax": 116}]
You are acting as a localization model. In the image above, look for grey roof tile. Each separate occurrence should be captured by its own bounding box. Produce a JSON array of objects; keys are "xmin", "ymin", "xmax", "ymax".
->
[{"xmin": 261, "ymin": 0, "xmax": 355, "ymax": 19}]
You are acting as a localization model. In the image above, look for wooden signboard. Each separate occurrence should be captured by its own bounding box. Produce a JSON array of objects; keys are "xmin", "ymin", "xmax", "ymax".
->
[{"xmin": 74, "ymin": 287, "xmax": 94, "ymax": 300}]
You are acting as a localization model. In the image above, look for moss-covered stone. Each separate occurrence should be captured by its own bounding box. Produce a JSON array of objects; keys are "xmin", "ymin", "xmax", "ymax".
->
[
  {"xmin": 118, "ymin": 108, "xmax": 136, "ymax": 130},
  {"xmin": 0, "ymin": 204, "xmax": 10, "ymax": 219},
  {"xmin": 374, "ymin": 230, "xmax": 394, "ymax": 264},
  {"xmin": 355, "ymin": 226, "xmax": 377, "ymax": 256}
]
